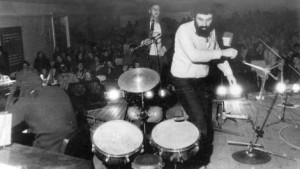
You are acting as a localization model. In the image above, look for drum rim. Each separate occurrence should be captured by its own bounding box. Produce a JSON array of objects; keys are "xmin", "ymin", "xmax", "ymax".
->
[
  {"xmin": 150, "ymin": 136, "xmax": 199, "ymax": 153},
  {"xmin": 92, "ymin": 120, "xmax": 144, "ymax": 157},
  {"xmin": 150, "ymin": 119, "xmax": 200, "ymax": 152}
]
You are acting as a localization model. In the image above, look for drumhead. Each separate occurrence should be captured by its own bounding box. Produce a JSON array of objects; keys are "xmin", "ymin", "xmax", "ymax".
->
[
  {"xmin": 151, "ymin": 119, "xmax": 199, "ymax": 150},
  {"xmin": 93, "ymin": 120, "xmax": 143, "ymax": 156}
]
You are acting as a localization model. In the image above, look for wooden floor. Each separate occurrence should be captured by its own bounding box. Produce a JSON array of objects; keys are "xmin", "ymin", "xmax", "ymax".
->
[{"xmin": 205, "ymin": 92, "xmax": 300, "ymax": 169}]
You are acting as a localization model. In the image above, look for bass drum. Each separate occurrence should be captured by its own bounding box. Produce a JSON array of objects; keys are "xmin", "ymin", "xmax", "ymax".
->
[
  {"xmin": 150, "ymin": 119, "xmax": 200, "ymax": 163},
  {"xmin": 92, "ymin": 120, "xmax": 144, "ymax": 165}
]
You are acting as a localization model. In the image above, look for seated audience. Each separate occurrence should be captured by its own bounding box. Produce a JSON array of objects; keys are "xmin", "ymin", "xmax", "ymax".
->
[
  {"xmin": 33, "ymin": 51, "xmax": 50, "ymax": 73},
  {"xmin": 57, "ymin": 64, "xmax": 79, "ymax": 90}
]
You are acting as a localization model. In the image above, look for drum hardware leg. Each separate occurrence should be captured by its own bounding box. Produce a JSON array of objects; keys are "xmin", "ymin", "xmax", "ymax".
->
[{"xmin": 227, "ymin": 93, "xmax": 280, "ymax": 164}]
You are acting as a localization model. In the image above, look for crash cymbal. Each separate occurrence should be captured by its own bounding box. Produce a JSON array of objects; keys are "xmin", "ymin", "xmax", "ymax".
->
[
  {"xmin": 232, "ymin": 149, "xmax": 271, "ymax": 165},
  {"xmin": 118, "ymin": 68, "xmax": 160, "ymax": 93}
]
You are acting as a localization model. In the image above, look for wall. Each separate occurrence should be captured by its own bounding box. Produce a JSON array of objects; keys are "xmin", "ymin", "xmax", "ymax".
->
[
  {"xmin": 0, "ymin": 15, "xmax": 53, "ymax": 65},
  {"xmin": 87, "ymin": 14, "xmax": 120, "ymax": 41},
  {"xmin": 0, "ymin": 1, "xmax": 87, "ymax": 66}
]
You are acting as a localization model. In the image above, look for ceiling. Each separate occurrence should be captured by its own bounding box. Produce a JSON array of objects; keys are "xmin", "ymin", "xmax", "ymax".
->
[{"xmin": 0, "ymin": 0, "xmax": 299, "ymax": 14}]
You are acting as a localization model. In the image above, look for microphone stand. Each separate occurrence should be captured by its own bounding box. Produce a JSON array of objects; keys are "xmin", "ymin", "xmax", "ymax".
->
[
  {"xmin": 259, "ymin": 39, "xmax": 300, "ymax": 77},
  {"xmin": 258, "ymin": 39, "xmax": 299, "ymax": 127},
  {"xmin": 227, "ymin": 92, "xmax": 299, "ymax": 164},
  {"xmin": 227, "ymin": 93, "xmax": 280, "ymax": 164},
  {"xmin": 242, "ymin": 61, "xmax": 280, "ymax": 100}
]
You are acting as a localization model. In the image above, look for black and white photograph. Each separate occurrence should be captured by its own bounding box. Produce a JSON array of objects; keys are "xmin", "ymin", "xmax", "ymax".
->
[{"xmin": 0, "ymin": 0, "xmax": 299, "ymax": 168}]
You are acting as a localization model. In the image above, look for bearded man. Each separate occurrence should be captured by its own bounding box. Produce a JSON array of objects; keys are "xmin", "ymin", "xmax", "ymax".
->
[{"xmin": 170, "ymin": 4, "xmax": 238, "ymax": 168}]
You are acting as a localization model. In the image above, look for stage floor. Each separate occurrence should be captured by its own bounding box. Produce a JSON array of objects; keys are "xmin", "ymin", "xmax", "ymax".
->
[
  {"xmin": 204, "ymin": 93, "xmax": 300, "ymax": 169},
  {"xmin": 89, "ymin": 91, "xmax": 300, "ymax": 169}
]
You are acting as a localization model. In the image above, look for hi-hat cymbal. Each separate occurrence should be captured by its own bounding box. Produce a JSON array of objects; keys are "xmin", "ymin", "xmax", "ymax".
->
[
  {"xmin": 118, "ymin": 68, "xmax": 160, "ymax": 93},
  {"xmin": 232, "ymin": 149, "xmax": 271, "ymax": 165}
]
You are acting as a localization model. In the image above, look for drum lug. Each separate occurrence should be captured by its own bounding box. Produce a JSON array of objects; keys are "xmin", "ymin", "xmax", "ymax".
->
[
  {"xmin": 91, "ymin": 145, "xmax": 95, "ymax": 153},
  {"xmin": 105, "ymin": 155, "xmax": 110, "ymax": 163},
  {"xmin": 179, "ymin": 152, "xmax": 184, "ymax": 163},
  {"xmin": 194, "ymin": 144, "xmax": 200, "ymax": 153},
  {"xmin": 125, "ymin": 155, "xmax": 130, "ymax": 163},
  {"xmin": 140, "ymin": 145, "xmax": 144, "ymax": 153},
  {"xmin": 159, "ymin": 148, "xmax": 163, "ymax": 156}
]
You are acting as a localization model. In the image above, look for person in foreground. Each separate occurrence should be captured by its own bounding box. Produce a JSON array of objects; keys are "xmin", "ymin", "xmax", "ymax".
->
[
  {"xmin": 5, "ymin": 67, "xmax": 78, "ymax": 153},
  {"xmin": 170, "ymin": 4, "xmax": 238, "ymax": 168}
]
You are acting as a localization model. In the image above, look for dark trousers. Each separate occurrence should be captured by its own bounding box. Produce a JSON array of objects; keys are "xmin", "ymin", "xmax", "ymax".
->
[{"xmin": 172, "ymin": 76, "xmax": 213, "ymax": 139}]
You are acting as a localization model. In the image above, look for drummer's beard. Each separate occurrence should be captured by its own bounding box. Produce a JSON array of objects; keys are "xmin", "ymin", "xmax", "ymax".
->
[{"xmin": 194, "ymin": 20, "xmax": 213, "ymax": 38}]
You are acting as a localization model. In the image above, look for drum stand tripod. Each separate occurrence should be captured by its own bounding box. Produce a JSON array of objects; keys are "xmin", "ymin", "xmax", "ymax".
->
[{"xmin": 227, "ymin": 93, "xmax": 297, "ymax": 164}]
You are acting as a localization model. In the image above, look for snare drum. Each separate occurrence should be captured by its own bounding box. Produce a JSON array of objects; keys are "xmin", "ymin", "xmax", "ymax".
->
[
  {"xmin": 92, "ymin": 120, "xmax": 144, "ymax": 165},
  {"xmin": 150, "ymin": 119, "xmax": 200, "ymax": 163},
  {"xmin": 132, "ymin": 154, "xmax": 164, "ymax": 169}
]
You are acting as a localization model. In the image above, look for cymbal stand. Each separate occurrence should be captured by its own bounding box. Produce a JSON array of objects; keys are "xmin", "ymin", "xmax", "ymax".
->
[
  {"xmin": 227, "ymin": 93, "xmax": 279, "ymax": 164},
  {"xmin": 138, "ymin": 92, "xmax": 148, "ymax": 135}
]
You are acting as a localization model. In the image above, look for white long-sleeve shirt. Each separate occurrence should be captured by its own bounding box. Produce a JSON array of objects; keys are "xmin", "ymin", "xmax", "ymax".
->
[
  {"xmin": 149, "ymin": 20, "xmax": 162, "ymax": 56},
  {"xmin": 171, "ymin": 21, "xmax": 233, "ymax": 78}
]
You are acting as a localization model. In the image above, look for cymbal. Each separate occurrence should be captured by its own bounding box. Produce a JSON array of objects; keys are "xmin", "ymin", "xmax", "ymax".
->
[
  {"xmin": 118, "ymin": 68, "xmax": 160, "ymax": 93},
  {"xmin": 232, "ymin": 149, "xmax": 271, "ymax": 165}
]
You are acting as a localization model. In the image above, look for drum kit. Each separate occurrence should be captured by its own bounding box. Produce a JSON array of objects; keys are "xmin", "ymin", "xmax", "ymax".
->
[{"xmin": 91, "ymin": 68, "xmax": 200, "ymax": 169}]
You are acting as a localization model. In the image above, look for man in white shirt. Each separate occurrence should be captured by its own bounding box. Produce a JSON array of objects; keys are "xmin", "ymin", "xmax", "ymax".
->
[{"xmin": 170, "ymin": 5, "xmax": 238, "ymax": 168}]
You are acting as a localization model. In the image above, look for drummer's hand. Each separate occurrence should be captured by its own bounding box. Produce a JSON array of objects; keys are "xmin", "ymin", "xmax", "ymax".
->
[
  {"xmin": 93, "ymin": 155, "xmax": 108, "ymax": 169},
  {"xmin": 227, "ymin": 74, "xmax": 237, "ymax": 86}
]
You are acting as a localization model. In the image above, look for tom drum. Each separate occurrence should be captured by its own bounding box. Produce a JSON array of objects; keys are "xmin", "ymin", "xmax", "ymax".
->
[
  {"xmin": 150, "ymin": 119, "xmax": 200, "ymax": 163},
  {"xmin": 92, "ymin": 120, "xmax": 144, "ymax": 165}
]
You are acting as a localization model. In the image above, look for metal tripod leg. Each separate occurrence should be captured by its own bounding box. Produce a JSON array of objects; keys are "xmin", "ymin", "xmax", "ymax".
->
[{"xmin": 266, "ymin": 93, "xmax": 293, "ymax": 127}]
